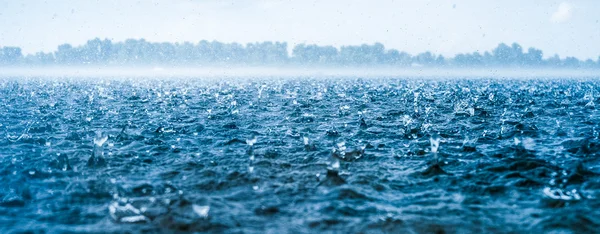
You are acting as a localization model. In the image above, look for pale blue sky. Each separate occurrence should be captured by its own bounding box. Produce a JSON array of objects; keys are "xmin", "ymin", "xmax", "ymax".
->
[{"xmin": 1, "ymin": 0, "xmax": 599, "ymax": 59}]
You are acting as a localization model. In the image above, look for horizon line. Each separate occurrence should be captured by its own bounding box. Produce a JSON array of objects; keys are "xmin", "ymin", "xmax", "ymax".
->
[{"xmin": 1, "ymin": 66, "xmax": 599, "ymax": 79}]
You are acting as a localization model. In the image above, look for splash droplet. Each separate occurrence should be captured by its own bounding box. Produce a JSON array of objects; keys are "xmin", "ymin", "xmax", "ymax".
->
[
  {"xmin": 192, "ymin": 205, "xmax": 210, "ymax": 218},
  {"xmin": 246, "ymin": 136, "xmax": 257, "ymax": 146},
  {"xmin": 94, "ymin": 132, "xmax": 108, "ymax": 147},
  {"xmin": 430, "ymin": 135, "xmax": 441, "ymax": 154}
]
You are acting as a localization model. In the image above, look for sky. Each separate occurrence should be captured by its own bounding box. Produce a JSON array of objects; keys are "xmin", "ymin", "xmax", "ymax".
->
[{"xmin": 0, "ymin": 0, "xmax": 599, "ymax": 60}]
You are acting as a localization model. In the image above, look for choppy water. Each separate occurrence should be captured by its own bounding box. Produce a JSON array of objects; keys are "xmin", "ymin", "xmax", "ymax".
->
[{"xmin": 1, "ymin": 76, "xmax": 600, "ymax": 233}]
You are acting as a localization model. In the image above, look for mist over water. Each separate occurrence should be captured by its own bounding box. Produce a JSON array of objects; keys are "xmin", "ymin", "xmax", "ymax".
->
[
  {"xmin": 2, "ymin": 75, "xmax": 600, "ymax": 233},
  {"xmin": 1, "ymin": 67, "xmax": 599, "ymax": 79}
]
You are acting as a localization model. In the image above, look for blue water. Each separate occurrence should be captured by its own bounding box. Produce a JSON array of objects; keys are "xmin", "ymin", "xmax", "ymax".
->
[{"xmin": 1, "ymin": 77, "xmax": 599, "ymax": 233}]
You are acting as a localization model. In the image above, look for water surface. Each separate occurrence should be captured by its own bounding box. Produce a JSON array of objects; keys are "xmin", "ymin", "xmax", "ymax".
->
[{"xmin": 1, "ymin": 76, "xmax": 599, "ymax": 233}]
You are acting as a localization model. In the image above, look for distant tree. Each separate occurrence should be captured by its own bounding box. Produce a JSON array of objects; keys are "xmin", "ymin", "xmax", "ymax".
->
[
  {"xmin": 338, "ymin": 43, "xmax": 386, "ymax": 65},
  {"xmin": 292, "ymin": 44, "xmax": 338, "ymax": 64},
  {"xmin": 0, "ymin": 47, "xmax": 23, "ymax": 64},
  {"xmin": 510, "ymin": 43, "xmax": 524, "ymax": 65},
  {"xmin": 382, "ymin": 49, "xmax": 411, "ymax": 66},
  {"xmin": 482, "ymin": 51, "xmax": 494, "ymax": 65},
  {"xmin": 25, "ymin": 52, "xmax": 55, "ymax": 65},
  {"xmin": 524, "ymin": 48, "xmax": 543, "ymax": 66},
  {"xmin": 546, "ymin": 54, "xmax": 562, "ymax": 67},
  {"xmin": 413, "ymin": 52, "xmax": 436, "ymax": 66},
  {"xmin": 77, "ymin": 38, "xmax": 114, "ymax": 64},
  {"xmin": 453, "ymin": 52, "xmax": 483, "ymax": 67},
  {"xmin": 435, "ymin": 55, "xmax": 446, "ymax": 66},
  {"xmin": 55, "ymin": 44, "xmax": 76, "ymax": 64},
  {"xmin": 175, "ymin": 42, "xmax": 195, "ymax": 64},
  {"xmin": 583, "ymin": 59, "xmax": 596, "ymax": 68},
  {"xmin": 563, "ymin": 57, "xmax": 580, "ymax": 67},
  {"xmin": 0, "ymin": 39, "xmax": 598, "ymax": 68},
  {"xmin": 263, "ymin": 42, "xmax": 288, "ymax": 64},
  {"xmin": 492, "ymin": 43, "xmax": 511, "ymax": 65},
  {"xmin": 492, "ymin": 43, "xmax": 525, "ymax": 66}
]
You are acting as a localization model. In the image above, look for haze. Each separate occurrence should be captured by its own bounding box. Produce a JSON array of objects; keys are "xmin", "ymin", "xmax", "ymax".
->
[{"xmin": 1, "ymin": 0, "xmax": 599, "ymax": 60}]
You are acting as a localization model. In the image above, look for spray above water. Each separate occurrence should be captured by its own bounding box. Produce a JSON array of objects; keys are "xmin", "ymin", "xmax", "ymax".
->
[
  {"xmin": 192, "ymin": 205, "xmax": 210, "ymax": 219},
  {"xmin": 430, "ymin": 134, "xmax": 441, "ymax": 154},
  {"xmin": 88, "ymin": 131, "xmax": 108, "ymax": 167},
  {"xmin": 421, "ymin": 134, "xmax": 449, "ymax": 177},
  {"xmin": 94, "ymin": 132, "xmax": 108, "ymax": 147},
  {"xmin": 246, "ymin": 136, "xmax": 257, "ymax": 146},
  {"xmin": 247, "ymin": 136, "xmax": 257, "ymax": 173}
]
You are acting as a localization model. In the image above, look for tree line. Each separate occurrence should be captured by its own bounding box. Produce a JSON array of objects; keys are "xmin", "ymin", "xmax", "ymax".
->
[{"xmin": 1, "ymin": 38, "xmax": 598, "ymax": 68}]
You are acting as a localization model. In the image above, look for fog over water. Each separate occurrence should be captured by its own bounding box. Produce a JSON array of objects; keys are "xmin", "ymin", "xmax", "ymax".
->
[{"xmin": 1, "ymin": 67, "xmax": 599, "ymax": 80}]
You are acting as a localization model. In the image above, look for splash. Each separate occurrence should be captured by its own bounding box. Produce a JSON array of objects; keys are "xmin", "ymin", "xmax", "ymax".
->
[
  {"xmin": 93, "ymin": 131, "xmax": 108, "ymax": 147},
  {"xmin": 430, "ymin": 134, "xmax": 441, "ymax": 154},
  {"xmin": 246, "ymin": 136, "xmax": 257, "ymax": 146},
  {"xmin": 192, "ymin": 205, "xmax": 210, "ymax": 218}
]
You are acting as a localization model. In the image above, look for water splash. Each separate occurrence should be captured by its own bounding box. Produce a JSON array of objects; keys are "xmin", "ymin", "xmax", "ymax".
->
[
  {"xmin": 585, "ymin": 99, "xmax": 595, "ymax": 108},
  {"xmin": 89, "ymin": 131, "xmax": 108, "ymax": 167},
  {"xmin": 192, "ymin": 205, "xmax": 210, "ymax": 218},
  {"xmin": 413, "ymin": 92, "xmax": 420, "ymax": 113},
  {"xmin": 543, "ymin": 187, "xmax": 582, "ymax": 201},
  {"xmin": 401, "ymin": 115, "xmax": 413, "ymax": 127},
  {"xmin": 303, "ymin": 136, "xmax": 316, "ymax": 151},
  {"xmin": 454, "ymin": 101, "xmax": 474, "ymax": 117},
  {"xmin": 6, "ymin": 122, "xmax": 33, "ymax": 142},
  {"xmin": 514, "ymin": 137, "xmax": 535, "ymax": 151},
  {"xmin": 430, "ymin": 134, "xmax": 441, "ymax": 154},
  {"xmin": 335, "ymin": 141, "xmax": 347, "ymax": 156},
  {"xmin": 328, "ymin": 157, "xmax": 340, "ymax": 171},
  {"xmin": 94, "ymin": 131, "xmax": 108, "ymax": 147},
  {"xmin": 108, "ymin": 201, "xmax": 148, "ymax": 223},
  {"xmin": 246, "ymin": 136, "xmax": 257, "ymax": 146},
  {"xmin": 584, "ymin": 91, "xmax": 594, "ymax": 108},
  {"xmin": 514, "ymin": 137, "xmax": 521, "ymax": 146},
  {"xmin": 522, "ymin": 138, "xmax": 536, "ymax": 151}
]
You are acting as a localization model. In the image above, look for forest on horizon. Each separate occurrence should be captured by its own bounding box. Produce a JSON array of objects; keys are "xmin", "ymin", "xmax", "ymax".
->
[{"xmin": 1, "ymin": 38, "xmax": 599, "ymax": 68}]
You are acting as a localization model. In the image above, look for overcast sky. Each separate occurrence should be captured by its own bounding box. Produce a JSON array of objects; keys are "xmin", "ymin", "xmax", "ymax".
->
[{"xmin": 1, "ymin": 0, "xmax": 599, "ymax": 60}]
